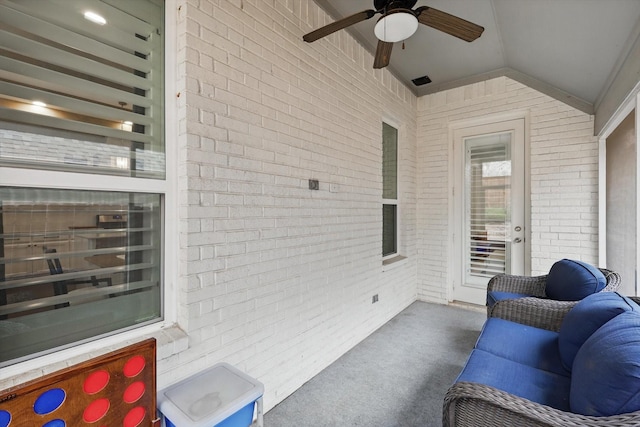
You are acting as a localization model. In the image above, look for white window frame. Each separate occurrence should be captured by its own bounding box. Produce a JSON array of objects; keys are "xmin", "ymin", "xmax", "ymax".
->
[
  {"xmin": 382, "ymin": 119, "xmax": 401, "ymax": 262},
  {"xmin": 0, "ymin": 0, "xmax": 177, "ymax": 379}
]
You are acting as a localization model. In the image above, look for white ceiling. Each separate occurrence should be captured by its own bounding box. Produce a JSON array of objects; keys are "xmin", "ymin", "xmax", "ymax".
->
[{"xmin": 312, "ymin": 0, "xmax": 640, "ymax": 112}]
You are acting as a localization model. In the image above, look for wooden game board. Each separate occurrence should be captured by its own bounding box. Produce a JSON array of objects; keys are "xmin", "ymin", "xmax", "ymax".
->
[{"xmin": 0, "ymin": 338, "xmax": 159, "ymax": 427}]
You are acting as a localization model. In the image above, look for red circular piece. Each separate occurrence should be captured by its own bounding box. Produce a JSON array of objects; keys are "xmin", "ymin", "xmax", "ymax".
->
[
  {"xmin": 123, "ymin": 381, "xmax": 146, "ymax": 404},
  {"xmin": 123, "ymin": 406, "xmax": 146, "ymax": 427},
  {"xmin": 123, "ymin": 355, "xmax": 145, "ymax": 378},
  {"xmin": 83, "ymin": 370, "xmax": 110, "ymax": 395},
  {"xmin": 83, "ymin": 398, "xmax": 110, "ymax": 423}
]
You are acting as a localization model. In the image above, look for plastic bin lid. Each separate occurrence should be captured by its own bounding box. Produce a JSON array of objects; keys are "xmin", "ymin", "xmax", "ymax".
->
[{"xmin": 157, "ymin": 362, "xmax": 264, "ymax": 427}]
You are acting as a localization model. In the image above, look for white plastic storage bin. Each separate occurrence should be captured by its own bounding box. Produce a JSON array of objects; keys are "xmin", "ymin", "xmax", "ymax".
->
[{"xmin": 157, "ymin": 362, "xmax": 264, "ymax": 427}]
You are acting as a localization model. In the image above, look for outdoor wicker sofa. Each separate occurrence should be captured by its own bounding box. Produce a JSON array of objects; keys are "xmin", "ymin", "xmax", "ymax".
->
[
  {"xmin": 443, "ymin": 293, "xmax": 640, "ymax": 427},
  {"xmin": 486, "ymin": 263, "xmax": 621, "ymax": 330}
]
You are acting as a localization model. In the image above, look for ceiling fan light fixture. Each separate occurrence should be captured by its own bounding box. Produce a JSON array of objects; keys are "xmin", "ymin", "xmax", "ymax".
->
[{"xmin": 374, "ymin": 9, "xmax": 418, "ymax": 43}]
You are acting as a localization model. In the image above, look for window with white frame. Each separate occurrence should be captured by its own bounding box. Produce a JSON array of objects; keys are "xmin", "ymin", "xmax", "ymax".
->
[
  {"xmin": 0, "ymin": 0, "xmax": 165, "ymax": 367},
  {"xmin": 382, "ymin": 122, "xmax": 398, "ymax": 257}
]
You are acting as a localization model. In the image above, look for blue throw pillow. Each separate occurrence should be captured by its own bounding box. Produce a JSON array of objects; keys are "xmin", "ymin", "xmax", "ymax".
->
[
  {"xmin": 558, "ymin": 292, "xmax": 637, "ymax": 371},
  {"xmin": 571, "ymin": 311, "xmax": 640, "ymax": 416},
  {"xmin": 545, "ymin": 259, "xmax": 606, "ymax": 301}
]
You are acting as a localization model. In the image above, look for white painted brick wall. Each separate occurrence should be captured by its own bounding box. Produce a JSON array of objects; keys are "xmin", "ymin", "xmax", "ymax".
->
[
  {"xmin": 1, "ymin": 0, "xmax": 604, "ymax": 414},
  {"xmin": 165, "ymin": 0, "xmax": 417, "ymax": 411},
  {"xmin": 416, "ymin": 77, "xmax": 599, "ymax": 302}
]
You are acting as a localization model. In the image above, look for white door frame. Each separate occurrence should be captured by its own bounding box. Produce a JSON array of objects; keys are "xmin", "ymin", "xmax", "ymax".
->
[
  {"xmin": 448, "ymin": 112, "xmax": 531, "ymax": 304},
  {"xmin": 597, "ymin": 83, "xmax": 640, "ymax": 269}
]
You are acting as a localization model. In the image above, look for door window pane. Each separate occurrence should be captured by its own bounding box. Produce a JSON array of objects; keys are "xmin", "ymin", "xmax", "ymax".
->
[
  {"xmin": 465, "ymin": 134, "xmax": 511, "ymax": 283},
  {"xmin": 0, "ymin": 187, "xmax": 162, "ymax": 367}
]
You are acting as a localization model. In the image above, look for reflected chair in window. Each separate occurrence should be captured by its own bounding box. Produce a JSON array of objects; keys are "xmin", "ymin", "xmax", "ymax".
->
[{"xmin": 43, "ymin": 247, "xmax": 112, "ymax": 309}]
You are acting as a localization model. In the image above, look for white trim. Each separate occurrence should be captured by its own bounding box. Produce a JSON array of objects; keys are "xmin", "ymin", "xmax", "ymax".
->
[
  {"xmin": 597, "ymin": 79, "xmax": 640, "ymax": 139},
  {"xmin": 0, "ymin": 0, "xmax": 178, "ymax": 376},
  {"xmin": 0, "ymin": 321, "xmax": 164, "ymax": 382},
  {"xmin": 596, "ymin": 79, "xmax": 640, "ymax": 270},
  {"xmin": 163, "ymin": 0, "xmax": 178, "ymax": 325},
  {"xmin": 382, "ymin": 254, "xmax": 408, "ymax": 271},
  {"xmin": 636, "ymin": 94, "xmax": 640, "ymax": 294},
  {"xmin": 0, "ymin": 167, "xmax": 167, "ymax": 193},
  {"xmin": 598, "ymin": 135, "xmax": 607, "ymax": 267},
  {"xmin": 447, "ymin": 125, "xmax": 456, "ymax": 303},
  {"xmin": 381, "ymin": 115, "xmax": 400, "ymax": 131},
  {"xmin": 522, "ymin": 110, "xmax": 532, "ymax": 275},
  {"xmin": 594, "ymin": 19, "xmax": 640, "ymax": 112},
  {"xmin": 449, "ymin": 115, "xmax": 529, "ymax": 304},
  {"xmin": 382, "ymin": 119, "xmax": 401, "ymax": 260}
]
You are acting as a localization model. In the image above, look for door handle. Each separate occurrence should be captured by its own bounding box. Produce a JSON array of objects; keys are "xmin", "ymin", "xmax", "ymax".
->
[{"xmin": 513, "ymin": 237, "xmax": 522, "ymax": 243}]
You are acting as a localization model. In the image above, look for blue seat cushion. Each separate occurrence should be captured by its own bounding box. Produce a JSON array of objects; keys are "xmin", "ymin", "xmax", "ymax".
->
[
  {"xmin": 558, "ymin": 292, "xmax": 638, "ymax": 371},
  {"xmin": 456, "ymin": 349, "xmax": 571, "ymax": 412},
  {"xmin": 475, "ymin": 318, "xmax": 568, "ymax": 376},
  {"xmin": 571, "ymin": 311, "xmax": 640, "ymax": 416},
  {"xmin": 486, "ymin": 291, "xmax": 532, "ymax": 308},
  {"xmin": 545, "ymin": 259, "xmax": 606, "ymax": 301}
]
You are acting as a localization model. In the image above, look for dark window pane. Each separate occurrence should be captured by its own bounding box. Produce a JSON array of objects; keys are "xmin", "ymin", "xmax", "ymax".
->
[
  {"xmin": 0, "ymin": 187, "xmax": 162, "ymax": 367},
  {"xmin": 382, "ymin": 123, "xmax": 397, "ymax": 199},
  {"xmin": 383, "ymin": 204, "xmax": 397, "ymax": 256}
]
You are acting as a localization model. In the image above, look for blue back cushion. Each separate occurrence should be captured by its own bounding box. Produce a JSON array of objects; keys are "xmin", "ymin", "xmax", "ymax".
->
[
  {"xmin": 558, "ymin": 292, "xmax": 637, "ymax": 371},
  {"xmin": 571, "ymin": 311, "xmax": 640, "ymax": 416},
  {"xmin": 545, "ymin": 259, "xmax": 606, "ymax": 301}
]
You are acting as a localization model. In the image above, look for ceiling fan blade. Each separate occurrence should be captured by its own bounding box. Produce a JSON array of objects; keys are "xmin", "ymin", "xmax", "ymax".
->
[
  {"xmin": 303, "ymin": 9, "xmax": 377, "ymax": 43},
  {"xmin": 415, "ymin": 6, "xmax": 484, "ymax": 42},
  {"xmin": 373, "ymin": 40, "xmax": 393, "ymax": 69}
]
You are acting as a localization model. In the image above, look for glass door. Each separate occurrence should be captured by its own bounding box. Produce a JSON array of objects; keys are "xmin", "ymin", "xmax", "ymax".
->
[
  {"xmin": 465, "ymin": 134, "xmax": 512, "ymax": 284},
  {"xmin": 453, "ymin": 119, "xmax": 526, "ymax": 305}
]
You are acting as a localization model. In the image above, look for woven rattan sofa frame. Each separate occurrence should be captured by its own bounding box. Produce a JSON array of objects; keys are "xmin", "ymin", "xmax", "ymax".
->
[
  {"xmin": 486, "ymin": 268, "xmax": 621, "ymax": 329},
  {"xmin": 443, "ymin": 288, "xmax": 638, "ymax": 427}
]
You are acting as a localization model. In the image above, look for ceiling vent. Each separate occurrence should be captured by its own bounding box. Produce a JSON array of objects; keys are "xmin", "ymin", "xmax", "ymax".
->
[{"xmin": 412, "ymin": 75, "xmax": 431, "ymax": 86}]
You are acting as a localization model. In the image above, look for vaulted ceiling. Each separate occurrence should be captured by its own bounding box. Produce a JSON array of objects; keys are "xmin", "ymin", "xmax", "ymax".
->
[{"xmin": 312, "ymin": 0, "xmax": 640, "ymax": 114}]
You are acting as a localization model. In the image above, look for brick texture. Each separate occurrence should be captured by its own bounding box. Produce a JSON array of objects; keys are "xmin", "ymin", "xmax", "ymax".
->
[
  {"xmin": 416, "ymin": 77, "xmax": 599, "ymax": 302},
  {"xmin": 0, "ymin": 0, "xmax": 603, "ymax": 415},
  {"xmin": 166, "ymin": 0, "xmax": 417, "ymax": 410}
]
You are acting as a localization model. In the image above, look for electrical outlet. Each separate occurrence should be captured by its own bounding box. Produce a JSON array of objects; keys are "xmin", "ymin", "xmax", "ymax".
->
[
  {"xmin": 308, "ymin": 179, "xmax": 319, "ymax": 190},
  {"xmin": 372, "ymin": 294, "xmax": 379, "ymax": 303}
]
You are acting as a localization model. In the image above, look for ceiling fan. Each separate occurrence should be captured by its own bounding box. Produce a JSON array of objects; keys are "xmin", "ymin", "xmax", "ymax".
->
[{"xmin": 303, "ymin": 0, "xmax": 484, "ymax": 69}]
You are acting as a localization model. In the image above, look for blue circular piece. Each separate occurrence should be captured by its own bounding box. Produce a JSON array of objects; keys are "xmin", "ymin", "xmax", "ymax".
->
[
  {"xmin": 0, "ymin": 410, "xmax": 11, "ymax": 427},
  {"xmin": 33, "ymin": 388, "xmax": 66, "ymax": 415},
  {"xmin": 42, "ymin": 419, "xmax": 66, "ymax": 427}
]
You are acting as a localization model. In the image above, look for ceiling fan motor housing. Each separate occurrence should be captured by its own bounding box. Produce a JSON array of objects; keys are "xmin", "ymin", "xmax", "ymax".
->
[{"xmin": 374, "ymin": 0, "xmax": 418, "ymax": 11}]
